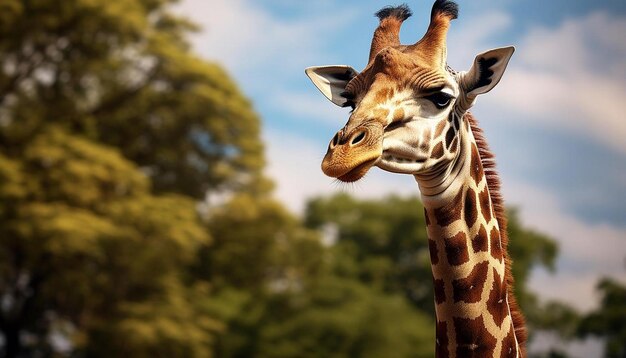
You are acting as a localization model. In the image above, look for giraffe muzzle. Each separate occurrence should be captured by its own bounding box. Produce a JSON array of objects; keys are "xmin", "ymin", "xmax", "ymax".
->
[{"xmin": 322, "ymin": 126, "xmax": 384, "ymax": 182}]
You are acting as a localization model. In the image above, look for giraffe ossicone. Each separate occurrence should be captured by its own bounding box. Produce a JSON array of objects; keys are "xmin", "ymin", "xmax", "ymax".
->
[{"xmin": 305, "ymin": 1, "xmax": 525, "ymax": 357}]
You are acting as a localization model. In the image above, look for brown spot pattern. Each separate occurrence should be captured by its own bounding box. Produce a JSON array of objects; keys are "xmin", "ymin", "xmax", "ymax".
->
[
  {"xmin": 428, "ymin": 239, "xmax": 439, "ymax": 265},
  {"xmin": 452, "ymin": 261, "xmax": 489, "ymax": 303},
  {"xmin": 433, "ymin": 189, "xmax": 463, "ymax": 227},
  {"xmin": 454, "ymin": 315, "xmax": 497, "ymax": 357},
  {"xmin": 434, "ymin": 277, "xmax": 446, "ymax": 304},
  {"xmin": 424, "ymin": 207, "xmax": 431, "ymax": 226},
  {"xmin": 487, "ymin": 268, "xmax": 508, "ymax": 327},
  {"xmin": 478, "ymin": 187, "xmax": 492, "ymax": 222},
  {"xmin": 490, "ymin": 227, "xmax": 503, "ymax": 260},
  {"xmin": 464, "ymin": 188, "xmax": 478, "ymax": 228},
  {"xmin": 445, "ymin": 126, "xmax": 455, "ymax": 149},
  {"xmin": 445, "ymin": 231, "xmax": 470, "ymax": 266},
  {"xmin": 434, "ymin": 119, "xmax": 447, "ymax": 138},
  {"xmin": 436, "ymin": 321, "xmax": 449, "ymax": 357},
  {"xmin": 500, "ymin": 323, "xmax": 518, "ymax": 358},
  {"xmin": 431, "ymin": 142, "xmax": 444, "ymax": 159},
  {"xmin": 472, "ymin": 225, "xmax": 488, "ymax": 253},
  {"xmin": 470, "ymin": 145, "xmax": 484, "ymax": 183}
]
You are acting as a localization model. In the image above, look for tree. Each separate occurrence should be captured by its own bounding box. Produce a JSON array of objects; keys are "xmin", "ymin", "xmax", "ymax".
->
[
  {"xmin": 0, "ymin": 0, "xmax": 265, "ymax": 199},
  {"xmin": 0, "ymin": 0, "xmax": 267, "ymax": 355},
  {"xmin": 0, "ymin": 127, "xmax": 219, "ymax": 356},
  {"xmin": 199, "ymin": 193, "xmax": 324, "ymax": 293},
  {"xmin": 578, "ymin": 278, "xmax": 626, "ymax": 358}
]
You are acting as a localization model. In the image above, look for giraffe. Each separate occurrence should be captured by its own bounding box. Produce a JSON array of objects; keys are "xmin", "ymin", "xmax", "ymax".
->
[{"xmin": 305, "ymin": 1, "xmax": 525, "ymax": 357}]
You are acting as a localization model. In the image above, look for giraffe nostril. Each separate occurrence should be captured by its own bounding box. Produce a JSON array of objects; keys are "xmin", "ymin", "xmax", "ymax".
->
[
  {"xmin": 330, "ymin": 132, "xmax": 340, "ymax": 148},
  {"xmin": 351, "ymin": 131, "xmax": 366, "ymax": 146}
]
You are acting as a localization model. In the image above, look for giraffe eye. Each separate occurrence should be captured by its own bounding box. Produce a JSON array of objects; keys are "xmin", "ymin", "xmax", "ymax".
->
[{"xmin": 425, "ymin": 92, "xmax": 452, "ymax": 109}]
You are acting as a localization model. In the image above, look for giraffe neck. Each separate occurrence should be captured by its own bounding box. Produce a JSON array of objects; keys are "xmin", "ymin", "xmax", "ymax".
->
[{"xmin": 418, "ymin": 114, "xmax": 520, "ymax": 358}]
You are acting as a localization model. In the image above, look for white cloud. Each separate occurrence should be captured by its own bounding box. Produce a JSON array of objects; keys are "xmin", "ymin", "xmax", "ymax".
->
[
  {"xmin": 175, "ymin": 0, "xmax": 355, "ymax": 77},
  {"xmin": 484, "ymin": 12, "xmax": 626, "ymax": 155},
  {"xmin": 519, "ymin": 12, "xmax": 626, "ymax": 77}
]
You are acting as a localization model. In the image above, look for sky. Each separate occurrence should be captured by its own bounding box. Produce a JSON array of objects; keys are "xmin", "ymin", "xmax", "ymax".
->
[{"xmin": 175, "ymin": 0, "xmax": 625, "ymax": 355}]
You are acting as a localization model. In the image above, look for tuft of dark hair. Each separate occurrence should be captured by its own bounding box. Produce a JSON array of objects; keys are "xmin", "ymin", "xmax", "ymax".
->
[
  {"xmin": 431, "ymin": 0, "xmax": 458, "ymax": 20},
  {"xmin": 375, "ymin": 4, "xmax": 412, "ymax": 22}
]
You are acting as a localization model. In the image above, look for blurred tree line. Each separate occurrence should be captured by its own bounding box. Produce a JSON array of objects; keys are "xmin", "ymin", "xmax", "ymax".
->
[{"xmin": 0, "ymin": 0, "xmax": 622, "ymax": 357}]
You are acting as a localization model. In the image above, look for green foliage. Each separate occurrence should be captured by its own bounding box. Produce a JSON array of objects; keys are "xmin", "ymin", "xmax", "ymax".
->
[
  {"xmin": 305, "ymin": 194, "xmax": 434, "ymax": 311},
  {"xmin": 200, "ymin": 194, "xmax": 324, "ymax": 292},
  {"xmin": 0, "ymin": 0, "xmax": 264, "ymax": 199},
  {"xmin": 256, "ymin": 277, "xmax": 435, "ymax": 358},
  {"xmin": 578, "ymin": 278, "xmax": 626, "ymax": 358},
  {"xmin": 0, "ymin": 127, "xmax": 213, "ymax": 356},
  {"xmin": 0, "ymin": 0, "xmax": 264, "ymax": 355},
  {"xmin": 85, "ymin": 281, "xmax": 223, "ymax": 358}
]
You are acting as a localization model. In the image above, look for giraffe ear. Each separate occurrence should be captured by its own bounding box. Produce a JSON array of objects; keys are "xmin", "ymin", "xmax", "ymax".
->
[
  {"xmin": 463, "ymin": 46, "xmax": 514, "ymax": 97},
  {"xmin": 305, "ymin": 65, "xmax": 359, "ymax": 107}
]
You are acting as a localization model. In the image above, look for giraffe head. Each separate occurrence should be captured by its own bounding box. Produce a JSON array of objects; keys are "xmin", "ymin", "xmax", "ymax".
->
[{"xmin": 306, "ymin": 0, "xmax": 513, "ymax": 182}]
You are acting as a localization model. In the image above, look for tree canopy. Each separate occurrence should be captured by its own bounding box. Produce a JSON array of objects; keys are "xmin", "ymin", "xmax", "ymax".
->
[
  {"xmin": 0, "ymin": 0, "xmax": 265, "ymax": 199},
  {"xmin": 0, "ymin": 0, "xmax": 263, "ymax": 355}
]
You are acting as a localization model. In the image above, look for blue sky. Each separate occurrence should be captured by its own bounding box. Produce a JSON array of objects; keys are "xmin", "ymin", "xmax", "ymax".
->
[{"xmin": 176, "ymin": 0, "xmax": 626, "ymax": 354}]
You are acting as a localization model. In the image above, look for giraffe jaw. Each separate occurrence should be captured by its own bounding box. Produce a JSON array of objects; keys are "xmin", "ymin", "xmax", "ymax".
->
[
  {"xmin": 377, "ymin": 136, "xmax": 430, "ymax": 174},
  {"xmin": 377, "ymin": 151, "xmax": 428, "ymax": 174}
]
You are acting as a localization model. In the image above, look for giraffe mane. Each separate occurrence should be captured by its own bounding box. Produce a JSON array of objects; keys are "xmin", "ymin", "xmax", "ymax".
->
[{"xmin": 466, "ymin": 112, "xmax": 528, "ymax": 356}]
